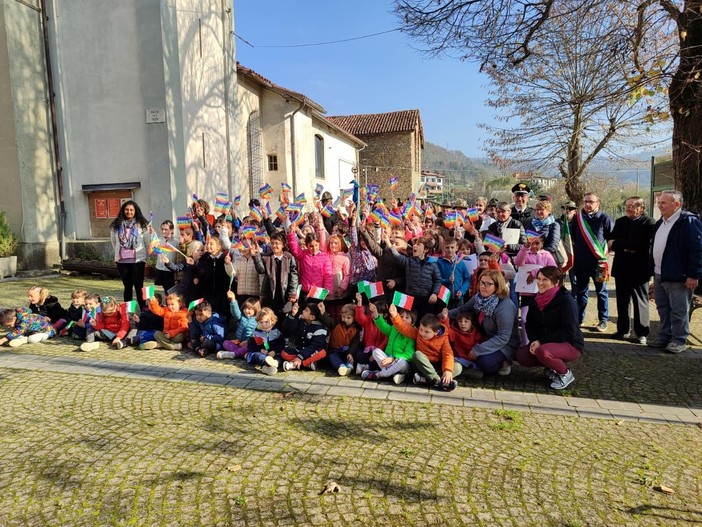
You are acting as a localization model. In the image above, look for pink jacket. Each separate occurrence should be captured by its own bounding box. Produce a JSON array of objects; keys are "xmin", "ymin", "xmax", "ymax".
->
[
  {"xmin": 514, "ymin": 247, "xmax": 557, "ymax": 277},
  {"xmin": 287, "ymin": 231, "xmax": 334, "ymax": 293},
  {"xmin": 317, "ymin": 226, "xmax": 351, "ymax": 298}
]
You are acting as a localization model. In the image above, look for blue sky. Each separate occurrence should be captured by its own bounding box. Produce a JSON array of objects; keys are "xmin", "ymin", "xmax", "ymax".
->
[{"xmin": 233, "ymin": 0, "xmax": 495, "ymax": 158}]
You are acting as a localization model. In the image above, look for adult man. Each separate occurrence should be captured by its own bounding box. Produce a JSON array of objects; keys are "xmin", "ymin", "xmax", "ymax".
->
[
  {"xmin": 570, "ymin": 193, "xmax": 614, "ymax": 331},
  {"xmin": 320, "ymin": 191, "xmax": 340, "ymax": 234},
  {"xmin": 557, "ymin": 200, "xmax": 579, "ymax": 289},
  {"xmin": 649, "ymin": 190, "xmax": 702, "ymax": 353},
  {"xmin": 609, "ymin": 197, "xmax": 655, "ymax": 344},
  {"xmin": 511, "ymin": 183, "xmax": 535, "ymax": 226}
]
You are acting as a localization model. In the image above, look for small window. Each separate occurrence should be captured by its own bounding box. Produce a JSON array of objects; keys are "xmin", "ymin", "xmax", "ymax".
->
[
  {"xmin": 267, "ymin": 154, "xmax": 278, "ymax": 171},
  {"xmin": 315, "ymin": 135, "xmax": 325, "ymax": 179}
]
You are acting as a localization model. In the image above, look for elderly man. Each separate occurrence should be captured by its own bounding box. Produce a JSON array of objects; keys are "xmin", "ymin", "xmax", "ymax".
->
[
  {"xmin": 609, "ymin": 197, "xmax": 655, "ymax": 344},
  {"xmin": 511, "ymin": 183, "xmax": 535, "ymax": 225},
  {"xmin": 649, "ymin": 190, "xmax": 702, "ymax": 353},
  {"xmin": 571, "ymin": 193, "xmax": 614, "ymax": 331}
]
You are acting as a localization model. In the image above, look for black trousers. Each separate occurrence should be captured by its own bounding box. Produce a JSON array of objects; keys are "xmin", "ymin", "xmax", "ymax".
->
[
  {"xmin": 615, "ymin": 277, "xmax": 650, "ymax": 337},
  {"xmin": 116, "ymin": 262, "xmax": 146, "ymax": 309}
]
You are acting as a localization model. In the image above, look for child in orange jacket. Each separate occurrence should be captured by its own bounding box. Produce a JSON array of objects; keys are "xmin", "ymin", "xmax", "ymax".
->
[
  {"xmin": 140, "ymin": 293, "xmax": 189, "ymax": 350},
  {"xmin": 389, "ymin": 303, "xmax": 461, "ymax": 391}
]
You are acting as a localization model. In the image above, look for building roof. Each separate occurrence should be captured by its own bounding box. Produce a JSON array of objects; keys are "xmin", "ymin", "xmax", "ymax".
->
[{"xmin": 326, "ymin": 110, "xmax": 424, "ymax": 146}]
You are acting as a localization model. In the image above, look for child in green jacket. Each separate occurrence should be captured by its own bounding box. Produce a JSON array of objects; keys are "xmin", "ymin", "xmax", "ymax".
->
[{"xmin": 361, "ymin": 302, "xmax": 416, "ymax": 384}]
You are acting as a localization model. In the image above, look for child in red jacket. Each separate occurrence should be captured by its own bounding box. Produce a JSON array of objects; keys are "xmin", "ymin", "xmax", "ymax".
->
[
  {"xmin": 80, "ymin": 296, "xmax": 131, "ymax": 351},
  {"xmin": 448, "ymin": 309, "xmax": 485, "ymax": 378},
  {"xmin": 353, "ymin": 292, "xmax": 389, "ymax": 374}
]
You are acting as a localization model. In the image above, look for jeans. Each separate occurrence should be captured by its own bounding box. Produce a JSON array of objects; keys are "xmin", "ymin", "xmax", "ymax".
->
[
  {"xmin": 653, "ymin": 275, "xmax": 692, "ymax": 344},
  {"xmin": 573, "ymin": 268, "xmax": 608, "ymax": 324}
]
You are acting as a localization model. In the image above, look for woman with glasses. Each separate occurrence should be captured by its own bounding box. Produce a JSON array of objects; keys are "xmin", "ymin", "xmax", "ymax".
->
[
  {"xmin": 515, "ymin": 266, "xmax": 584, "ymax": 390},
  {"xmin": 445, "ymin": 269, "xmax": 519, "ymax": 376}
]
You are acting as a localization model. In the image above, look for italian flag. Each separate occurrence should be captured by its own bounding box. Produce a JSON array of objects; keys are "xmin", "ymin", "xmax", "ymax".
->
[
  {"xmin": 392, "ymin": 291, "xmax": 414, "ymax": 311},
  {"xmin": 308, "ymin": 286, "xmax": 329, "ymax": 301},
  {"xmin": 188, "ymin": 298, "xmax": 205, "ymax": 311},
  {"xmin": 142, "ymin": 285, "xmax": 155, "ymax": 300},
  {"xmin": 366, "ymin": 281, "xmax": 384, "ymax": 299},
  {"xmin": 438, "ymin": 285, "xmax": 451, "ymax": 305},
  {"xmin": 121, "ymin": 300, "xmax": 138, "ymax": 314}
]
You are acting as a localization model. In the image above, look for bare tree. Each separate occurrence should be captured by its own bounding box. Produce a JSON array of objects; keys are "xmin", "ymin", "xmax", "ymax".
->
[{"xmin": 395, "ymin": 0, "xmax": 702, "ymax": 212}]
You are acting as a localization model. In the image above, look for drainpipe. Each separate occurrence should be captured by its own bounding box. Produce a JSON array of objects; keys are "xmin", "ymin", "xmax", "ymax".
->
[
  {"xmin": 290, "ymin": 97, "xmax": 306, "ymax": 195},
  {"xmin": 40, "ymin": 0, "xmax": 66, "ymax": 260}
]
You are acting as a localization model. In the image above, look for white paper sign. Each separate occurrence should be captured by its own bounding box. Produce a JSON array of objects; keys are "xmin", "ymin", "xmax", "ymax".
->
[
  {"xmin": 462, "ymin": 254, "xmax": 478, "ymax": 277},
  {"xmin": 515, "ymin": 264, "xmax": 542, "ymax": 294},
  {"xmin": 502, "ymin": 227, "xmax": 521, "ymax": 245}
]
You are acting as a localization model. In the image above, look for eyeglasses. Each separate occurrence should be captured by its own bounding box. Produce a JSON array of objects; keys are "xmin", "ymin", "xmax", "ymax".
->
[{"xmin": 479, "ymin": 281, "xmax": 495, "ymax": 287}]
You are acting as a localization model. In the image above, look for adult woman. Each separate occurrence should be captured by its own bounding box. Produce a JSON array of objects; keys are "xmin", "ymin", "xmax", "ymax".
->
[
  {"xmin": 524, "ymin": 200, "xmax": 561, "ymax": 256},
  {"xmin": 109, "ymin": 200, "xmax": 151, "ymax": 309},
  {"xmin": 515, "ymin": 266, "xmax": 584, "ymax": 390},
  {"xmin": 448, "ymin": 269, "xmax": 520, "ymax": 375}
]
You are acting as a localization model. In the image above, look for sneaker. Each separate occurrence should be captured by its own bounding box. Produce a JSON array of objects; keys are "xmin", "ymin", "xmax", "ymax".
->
[
  {"xmin": 595, "ymin": 321, "xmax": 608, "ymax": 332},
  {"xmin": 114, "ymin": 340, "xmax": 126, "ymax": 350},
  {"xmin": 497, "ymin": 361, "xmax": 512, "ymax": 376},
  {"xmin": 282, "ymin": 360, "xmax": 297, "ymax": 371},
  {"xmin": 543, "ymin": 368, "xmax": 559, "ymax": 382},
  {"xmin": 127, "ymin": 336, "xmax": 140, "ymax": 346},
  {"xmin": 216, "ymin": 351, "xmax": 237, "ymax": 359},
  {"xmin": 337, "ymin": 363, "xmax": 352, "ymax": 376},
  {"xmin": 172, "ymin": 343, "xmax": 182, "ymax": 351},
  {"xmin": 196, "ymin": 347, "xmax": 208, "ymax": 358},
  {"xmin": 437, "ymin": 379, "xmax": 458, "ymax": 392},
  {"xmin": 665, "ymin": 341, "xmax": 687, "ymax": 354},
  {"xmin": 355, "ymin": 363, "xmax": 369, "ymax": 375},
  {"xmin": 261, "ymin": 365, "xmax": 278, "ymax": 376},
  {"xmin": 613, "ymin": 332, "xmax": 632, "ymax": 340},
  {"xmin": 647, "ymin": 339, "xmax": 669, "ymax": 349},
  {"xmin": 392, "ymin": 373, "xmax": 406, "ymax": 385},
  {"xmin": 139, "ymin": 341, "xmax": 159, "ymax": 350},
  {"xmin": 8, "ymin": 336, "xmax": 28, "ymax": 348},
  {"xmin": 28, "ymin": 332, "xmax": 50, "ymax": 344},
  {"xmin": 80, "ymin": 342, "xmax": 100, "ymax": 352},
  {"xmin": 550, "ymin": 369, "xmax": 575, "ymax": 390},
  {"xmin": 636, "ymin": 335, "xmax": 647, "ymax": 345},
  {"xmin": 264, "ymin": 356, "xmax": 279, "ymax": 369},
  {"xmin": 412, "ymin": 373, "xmax": 427, "ymax": 385},
  {"xmin": 361, "ymin": 370, "xmax": 378, "ymax": 381},
  {"xmin": 309, "ymin": 361, "xmax": 317, "ymax": 371}
]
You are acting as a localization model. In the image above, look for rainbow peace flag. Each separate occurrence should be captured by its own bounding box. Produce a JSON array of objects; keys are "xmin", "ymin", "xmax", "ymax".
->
[
  {"xmin": 214, "ymin": 192, "xmax": 231, "ymax": 215},
  {"xmin": 158, "ymin": 243, "xmax": 177, "ymax": 254},
  {"xmin": 389, "ymin": 177, "xmax": 399, "ymax": 191},
  {"xmin": 526, "ymin": 230, "xmax": 542, "ymax": 244},
  {"xmin": 281, "ymin": 182, "xmax": 292, "ymax": 192},
  {"xmin": 444, "ymin": 211, "xmax": 457, "ymax": 230},
  {"xmin": 314, "ymin": 183, "xmax": 324, "ymax": 196},
  {"xmin": 255, "ymin": 230, "xmax": 270, "ymax": 244},
  {"xmin": 392, "ymin": 291, "xmax": 414, "ymax": 311},
  {"xmin": 249, "ymin": 206, "xmax": 263, "ymax": 223},
  {"xmin": 308, "ymin": 286, "xmax": 329, "ymax": 301},
  {"xmin": 292, "ymin": 212, "xmax": 306, "ymax": 227},
  {"xmin": 259, "ymin": 183, "xmax": 274, "ymax": 199},
  {"xmin": 148, "ymin": 232, "xmax": 160, "ymax": 255},
  {"xmin": 321, "ymin": 204, "xmax": 336, "ymax": 218},
  {"xmin": 232, "ymin": 195, "xmax": 241, "ymax": 207},
  {"xmin": 483, "ymin": 234, "xmax": 506, "ymax": 253},
  {"xmin": 275, "ymin": 206, "xmax": 287, "ymax": 223},
  {"xmin": 438, "ymin": 285, "xmax": 451, "ymax": 305},
  {"xmin": 177, "ymin": 216, "xmax": 192, "ymax": 229},
  {"xmin": 388, "ymin": 210, "xmax": 403, "ymax": 226},
  {"xmin": 295, "ymin": 193, "xmax": 307, "ymax": 204},
  {"xmin": 340, "ymin": 187, "xmax": 354, "ymax": 201},
  {"xmin": 241, "ymin": 225, "xmax": 257, "ymax": 239},
  {"xmin": 287, "ymin": 203, "xmax": 304, "ymax": 214},
  {"xmin": 466, "ymin": 207, "xmax": 480, "ymax": 222}
]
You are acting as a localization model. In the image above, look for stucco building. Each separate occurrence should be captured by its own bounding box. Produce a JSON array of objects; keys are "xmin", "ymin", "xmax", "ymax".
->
[{"xmin": 327, "ymin": 109, "xmax": 424, "ymax": 201}]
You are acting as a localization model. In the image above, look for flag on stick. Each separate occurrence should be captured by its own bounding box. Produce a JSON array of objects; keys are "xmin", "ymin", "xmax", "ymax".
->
[
  {"xmin": 308, "ymin": 286, "xmax": 329, "ymax": 301},
  {"xmin": 295, "ymin": 193, "xmax": 307, "ymax": 204},
  {"xmin": 177, "ymin": 216, "xmax": 192, "ymax": 229},
  {"xmin": 121, "ymin": 300, "xmax": 138, "ymax": 314},
  {"xmin": 467, "ymin": 207, "xmax": 480, "ymax": 222},
  {"xmin": 142, "ymin": 285, "xmax": 156, "ymax": 300},
  {"xmin": 232, "ymin": 195, "xmax": 241, "ymax": 207},
  {"xmin": 389, "ymin": 176, "xmax": 399, "ymax": 191},
  {"xmin": 314, "ymin": 183, "xmax": 324, "ymax": 196},
  {"xmin": 259, "ymin": 183, "xmax": 274, "ymax": 199},
  {"xmin": 392, "ymin": 291, "xmax": 414, "ymax": 311},
  {"xmin": 366, "ymin": 281, "xmax": 384, "ymax": 298},
  {"xmin": 526, "ymin": 230, "xmax": 542, "ymax": 244},
  {"xmin": 214, "ymin": 192, "xmax": 231, "ymax": 215},
  {"xmin": 188, "ymin": 298, "xmax": 204, "ymax": 311},
  {"xmin": 483, "ymin": 234, "xmax": 506, "ymax": 253},
  {"xmin": 437, "ymin": 285, "xmax": 451, "ymax": 305}
]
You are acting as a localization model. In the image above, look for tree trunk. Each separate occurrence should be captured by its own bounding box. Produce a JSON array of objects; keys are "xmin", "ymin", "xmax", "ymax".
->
[{"xmin": 670, "ymin": 1, "xmax": 702, "ymax": 214}]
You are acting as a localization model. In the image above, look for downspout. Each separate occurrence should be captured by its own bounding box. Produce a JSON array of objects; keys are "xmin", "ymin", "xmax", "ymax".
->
[
  {"xmin": 290, "ymin": 97, "xmax": 306, "ymax": 195},
  {"xmin": 40, "ymin": 0, "xmax": 66, "ymax": 260}
]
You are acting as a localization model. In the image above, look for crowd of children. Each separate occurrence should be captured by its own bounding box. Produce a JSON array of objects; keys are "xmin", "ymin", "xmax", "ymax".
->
[{"xmin": 1, "ymin": 188, "xmax": 576, "ymax": 392}]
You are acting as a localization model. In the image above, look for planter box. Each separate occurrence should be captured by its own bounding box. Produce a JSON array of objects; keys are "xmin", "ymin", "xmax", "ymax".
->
[{"xmin": 0, "ymin": 255, "xmax": 17, "ymax": 279}]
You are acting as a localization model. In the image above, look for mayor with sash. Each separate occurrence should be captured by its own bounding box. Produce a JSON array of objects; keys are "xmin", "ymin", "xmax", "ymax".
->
[{"xmin": 570, "ymin": 193, "xmax": 614, "ymax": 332}]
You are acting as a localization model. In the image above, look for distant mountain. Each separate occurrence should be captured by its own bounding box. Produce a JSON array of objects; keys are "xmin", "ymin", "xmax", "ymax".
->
[{"xmin": 422, "ymin": 142, "xmax": 499, "ymax": 183}]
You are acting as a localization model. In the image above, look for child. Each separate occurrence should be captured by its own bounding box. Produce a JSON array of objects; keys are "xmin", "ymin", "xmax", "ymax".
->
[
  {"xmin": 244, "ymin": 308, "xmax": 284, "ymax": 375},
  {"xmin": 61, "ymin": 289, "xmax": 88, "ymax": 338},
  {"xmin": 321, "ymin": 303, "xmax": 361, "ymax": 376},
  {"xmin": 514, "ymin": 235, "xmax": 557, "ymax": 345},
  {"xmin": 124, "ymin": 293, "xmax": 164, "ymax": 346},
  {"xmin": 140, "ymin": 293, "xmax": 189, "ymax": 350},
  {"xmin": 27, "ymin": 285, "xmax": 68, "ymax": 331},
  {"xmin": 286, "ymin": 222, "xmax": 334, "ymax": 307},
  {"xmin": 280, "ymin": 302, "xmax": 328, "ymax": 371},
  {"xmin": 165, "ymin": 240, "xmax": 204, "ymax": 304},
  {"xmin": 353, "ymin": 292, "xmax": 389, "ymax": 374},
  {"xmin": 188, "ymin": 301, "xmax": 226, "ymax": 357},
  {"xmin": 196, "ymin": 236, "xmax": 233, "ymax": 317},
  {"xmin": 448, "ymin": 309, "xmax": 485, "ymax": 378},
  {"xmin": 218, "ymin": 293, "xmax": 261, "ymax": 359},
  {"xmin": 390, "ymin": 304, "xmax": 460, "ymax": 391},
  {"xmin": 434, "ymin": 238, "xmax": 471, "ymax": 308},
  {"xmin": 154, "ymin": 220, "xmax": 178, "ymax": 295},
  {"xmin": 79, "ymin": 296, "xmax": 130, "ymax": 351},
  {"xmin": 251, "ymin": 231, "xmax": 299, "ymax": 315},
  {"xmin": 71, "ymin": 293, "xmax": 100, "ymax": 342},
  {"xmin": 361, "ymin": 302, "xmax": 415, "ymax": 384},
  {"xmin": 0, "ymin": 307, "xmax": 55, "ymax": 347}
]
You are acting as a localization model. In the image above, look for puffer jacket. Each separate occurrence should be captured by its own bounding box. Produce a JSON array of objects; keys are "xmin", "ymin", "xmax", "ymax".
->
[
  {"xmin": 191, "ymin": 312, "xmax": 226, "ymax": 347},
  {"xmin": 30, "ymin": 295, "xmax": 68, "ymax": 323},
  {"xmin": 388, "ymin": 246, "xmax": 442, "ymax": 298},
  {"xmin": 373, "ymin": 315, "xmax": 415, "ymax": 360},
  {"xmin": 148, "ymin": 298, "xmax": 188, "ymax": 337},
  {"xmin": 230, "ymin": 300, "xmax": 258, "ymax": 342},
  {"xmin": 287, "ymin": 231, "xmax": 334, "ymax": 293}
]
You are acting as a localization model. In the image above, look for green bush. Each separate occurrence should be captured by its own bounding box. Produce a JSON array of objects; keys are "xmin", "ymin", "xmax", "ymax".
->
[{"xmin": 0, "ymin": 212, "xmax": 19, "ymax": 258}]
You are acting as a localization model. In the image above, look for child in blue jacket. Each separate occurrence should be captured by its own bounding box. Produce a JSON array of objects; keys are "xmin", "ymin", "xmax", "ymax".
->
[
  {"xmin": 218, "ymin": 292, "xmax": 260, "ymax": 359},
  {"xmin": 188, "ymin": 301, "xmax": 226, "ymax": 357}
]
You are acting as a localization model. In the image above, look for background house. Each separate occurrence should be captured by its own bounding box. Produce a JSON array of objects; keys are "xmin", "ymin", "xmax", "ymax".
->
[{"xmin": 327, "ymin": 109, "xmax": 424, "ymax": 200}]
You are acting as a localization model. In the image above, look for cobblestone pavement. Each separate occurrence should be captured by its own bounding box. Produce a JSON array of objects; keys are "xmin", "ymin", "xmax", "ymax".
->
[{"xmin": 0, "ymin": 275, "xmax": 701, "ymax": 526}]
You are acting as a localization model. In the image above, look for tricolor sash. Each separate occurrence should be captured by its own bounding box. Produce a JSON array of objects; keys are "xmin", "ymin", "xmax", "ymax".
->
[{"xmin": 575, "ymin": 212, "xmax": 609, "ymax": 282}]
